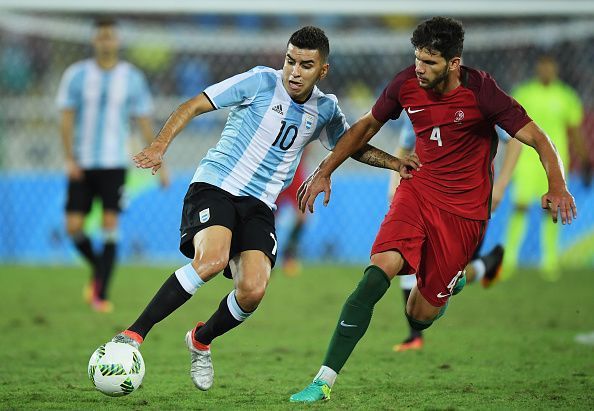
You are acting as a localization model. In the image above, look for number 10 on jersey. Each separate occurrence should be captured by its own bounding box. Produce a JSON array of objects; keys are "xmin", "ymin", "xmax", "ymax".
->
[{"xmin": 273, "ymin": 120, "xmax": 298, "ymax": 150}]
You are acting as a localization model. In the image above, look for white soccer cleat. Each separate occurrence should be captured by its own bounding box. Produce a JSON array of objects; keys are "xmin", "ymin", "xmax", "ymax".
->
[{"xmin": 184, "ymin": 325, "xmax": 214, "ymax": 391}]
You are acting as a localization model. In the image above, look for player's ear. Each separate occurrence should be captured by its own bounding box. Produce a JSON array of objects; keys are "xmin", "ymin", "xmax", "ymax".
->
[
  {"xmin": 319, "ymin": 63, "xmax": 329, "ymax": 80},
  {"xmin": 449, "ymin": 57, "xmax": 461, "ymax": 71}
]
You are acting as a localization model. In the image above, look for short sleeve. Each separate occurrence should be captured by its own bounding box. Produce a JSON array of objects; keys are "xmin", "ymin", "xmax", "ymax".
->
[
  {"xmin": 476, "ymin": 72, "xmax": 531, "ymax": 137},
  {"xmin": 203, "ymin": 67, "xmax": 268, "ymax": 109},
  {"xmin": 55, "ymin": 64, "xmax": 81, "ymax": 110},
  {"xmin": 370, "ymin": 66, "xmax": 414, "ymax": 123},
  {"xmin": 129, "ymin": 68, "xmax": 154, "ymax": 117},
  {"xmin": 319, "ymin": 100, "xmax": 349, "ymax": 150}
]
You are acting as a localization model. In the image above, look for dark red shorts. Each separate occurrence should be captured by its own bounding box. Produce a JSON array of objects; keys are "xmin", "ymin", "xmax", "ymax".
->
[{"xmin": 371, "ymin": 183, "xmax": 485, "ymax": 306}]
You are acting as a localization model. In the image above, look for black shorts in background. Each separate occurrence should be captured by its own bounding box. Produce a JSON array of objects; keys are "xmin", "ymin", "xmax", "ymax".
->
[
  {"xmin": 179, "ymin": 182, "xmax": 277, "ymax": 269},
  {"xmin": 66, "ymin": 168, "xmax": 126, "ymax": 213}
]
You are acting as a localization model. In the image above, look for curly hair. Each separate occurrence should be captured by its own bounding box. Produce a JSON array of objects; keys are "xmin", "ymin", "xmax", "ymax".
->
[
  {"xmin": 411, "ymin": 17, "xmax": 464, "ymax": 61},
  {"xmin": 288, "ymin": 26, "xmax": 330, "ymax": 62}
]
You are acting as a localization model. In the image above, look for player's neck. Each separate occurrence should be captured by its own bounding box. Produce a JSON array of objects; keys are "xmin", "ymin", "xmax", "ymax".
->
[
  {"xmin": 95, "ymin": 55, "xmax": 118, "ymax": 70},
  {"xmin": 433, "ymin": 70, "xmax": 461, "ymax": 95}
]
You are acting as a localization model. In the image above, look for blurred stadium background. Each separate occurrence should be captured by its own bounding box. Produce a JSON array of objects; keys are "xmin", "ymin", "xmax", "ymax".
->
[{"xmin": 0, "ymin": 0, "xmax": 593, "ymax": 268}]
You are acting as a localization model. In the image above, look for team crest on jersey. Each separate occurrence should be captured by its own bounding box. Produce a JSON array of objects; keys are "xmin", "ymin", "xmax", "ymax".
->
[
  {"xmin": 199, "ymin": 208, "xmax": 210, "ymax": 223},
  {"xmin": 454, "ymin": 110, "xmax": 465, "ymax": 123},
  {"xmin": 305, "ymin": 113, "xmax": 314, "ymax": 129}
]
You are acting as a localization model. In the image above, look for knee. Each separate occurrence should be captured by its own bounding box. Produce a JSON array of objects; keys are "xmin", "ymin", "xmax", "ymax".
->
[
  {"xmin": 66, "ymin": 221, "xmax": 83, "ymax": 237},
  {"xmin": 66, "ymin": 226, "xmax": 82, "ymax": 237},
  {"xmin": 370, "ymin": 252, "xmax": 403, "ymax": 278},
  {"xmin": 102, "ymin": 219, "xmax": 118, "ymax": 231},
  {"xmin": 191, "ymin": 254, "xmax": 229, "ymax": 281},
  {"xmin": 405, "ymin": 310, "xmax": 434, "ymax": 331},
  {"xmin": 235, "ymin": 277, "xmax": 268, "ymax": 309},
  {"xmin": 406, "ymin": 295, "xmax": 440, "ymax": 322},
  {"xmin": 405, "ymin": 299, "xmax": 445, "ymax": 330},
  {"xmin": 406, "ymin": 304, "xmax": 436, "ymax": 323}
]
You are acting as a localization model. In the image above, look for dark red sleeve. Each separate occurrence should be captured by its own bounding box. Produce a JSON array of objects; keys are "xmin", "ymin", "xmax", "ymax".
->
[
  {"xmin": 472, "ymin": 70, "xmax": 531, "ymax": 137},
  {"xmin": 371, "ymin": 66, "xmax": 415, "ymax": 123}
]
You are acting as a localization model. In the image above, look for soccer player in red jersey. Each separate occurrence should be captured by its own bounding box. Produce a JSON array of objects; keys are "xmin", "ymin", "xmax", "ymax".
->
[{"xmin": 290, "ymin": 17, "xmax": 577, "ymax": 403}]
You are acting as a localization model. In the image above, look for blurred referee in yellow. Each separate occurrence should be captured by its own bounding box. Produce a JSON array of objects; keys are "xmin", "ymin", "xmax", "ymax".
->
[{"xmin": 505, "ymin": 53, "xmax": 589, "ymax": 280}]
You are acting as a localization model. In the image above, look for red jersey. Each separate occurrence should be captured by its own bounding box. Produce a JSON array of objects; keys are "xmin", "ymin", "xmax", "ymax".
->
[{"xmin": 372, "ymin": 65, "xmax": 531, "ymax": 220}]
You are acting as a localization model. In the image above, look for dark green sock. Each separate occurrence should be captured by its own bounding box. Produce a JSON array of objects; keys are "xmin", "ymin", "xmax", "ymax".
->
[{"xmin": 323, "ymin": 265, "xmax": 391, "ymax": 373}]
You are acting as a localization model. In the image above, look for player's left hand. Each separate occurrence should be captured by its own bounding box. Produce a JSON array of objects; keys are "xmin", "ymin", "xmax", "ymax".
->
[
  {"xmin": 397, "ymin": 152, "xmax": 422, "ymax": 179},
  {"xmin": 297, "ymin": 169, "xmax": 331, "ymax": 214},
  {"xmin": 133, "ymin": 142, "xmax": 166, "ymax": 175},
  {"xmin": 541, "ymin": 187, "xmax": 577, "ymax": 225}
]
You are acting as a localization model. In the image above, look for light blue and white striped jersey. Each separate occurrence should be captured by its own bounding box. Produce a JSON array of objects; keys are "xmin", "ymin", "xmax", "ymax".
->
[
  {"xmin": 56, "ymin": 59, "xmax": 153, "ymax": 169},
  {"xmin": 192, "ymin": 66, "xmax": 349, "ymax": 210}
]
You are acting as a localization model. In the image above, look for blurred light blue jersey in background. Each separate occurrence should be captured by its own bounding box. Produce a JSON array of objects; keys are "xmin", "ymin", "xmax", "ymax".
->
[{"xmin": 56, "ymin": 59, "xmax": 153, "ymax": 169}]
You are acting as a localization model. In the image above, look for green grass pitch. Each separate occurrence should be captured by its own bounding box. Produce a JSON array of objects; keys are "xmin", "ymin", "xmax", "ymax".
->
[{"xmin": 1, "ymin": 264, "xmax": 593, "ymax": 410}]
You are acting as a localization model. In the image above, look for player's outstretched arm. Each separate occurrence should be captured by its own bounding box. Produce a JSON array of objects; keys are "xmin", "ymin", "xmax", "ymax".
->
[
  {"xmin": 350, "ymin": 144, "xmax": 420, "ymax": 175},
  {"xmin": 514, "ymin": 121, "xmax": 577, "ymax": 224},
  {"xmin": 297, "ymin": 111, "xmax": 419, "ymax": 213},
  {"xmin": 296, "ymin": 111, "xmax": 382, "ymax": 213},
  {"xmin": 133, "ymin": 93, "xmax": 215, "ymax": 174}
]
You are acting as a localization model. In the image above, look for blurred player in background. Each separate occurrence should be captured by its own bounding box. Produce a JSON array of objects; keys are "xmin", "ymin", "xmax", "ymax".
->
[
  {"xmin": 391, "ymin": 119, "xmax": 521, "ymax": 352},
  {"xmin": 291, "ymin": 17, "xmax": 577, "ymax": 403},
  {"xmin": 275, "ymin": 149, "xmax": 310, "ymax": 276},
  {"xmin": 56, "ymin": 18, "xmax": 168, "ymax": 313},
  {"xmin": 505, "ymin": 54, "xmax": 589, "ymax": 280},
  {"xmin": 110, "ymin": 26, "xmax": 407, "ymax": 392}
]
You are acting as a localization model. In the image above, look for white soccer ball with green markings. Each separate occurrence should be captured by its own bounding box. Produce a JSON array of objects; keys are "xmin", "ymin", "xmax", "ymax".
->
[{"xmin": 88, "ymin": 341, "xmax": 145, "ymax": 396}]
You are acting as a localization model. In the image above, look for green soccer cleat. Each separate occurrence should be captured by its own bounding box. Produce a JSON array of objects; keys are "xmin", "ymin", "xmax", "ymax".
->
[{"xmin": 289, "ymin": 379, "xmax": 331, "ymax": 403}]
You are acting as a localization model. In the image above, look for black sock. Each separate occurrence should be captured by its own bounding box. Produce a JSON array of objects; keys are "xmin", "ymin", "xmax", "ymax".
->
[
  {"xmin": 194, "ymin": 293, "xmax": 250, "ymax": 346},
  {"xmin": 97, "ymin": 241, "xmax": 116, "ymax": 300},
  {"xmin": 72, "ymin": 233, "xmax": 98, "ymax": 273},
  {"xmin": 128, "ymin": 273, "xmax": 192, "ymax": 339},
  {"xmin": 402, "ymin": 288, "xmax": 422, "ymax": 339}
]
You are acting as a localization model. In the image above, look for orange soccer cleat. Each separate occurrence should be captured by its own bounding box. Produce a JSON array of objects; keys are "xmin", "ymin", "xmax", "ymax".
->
[{"xmin": 392, "ymin": 336, "xmax": 424, "ymax": 352}]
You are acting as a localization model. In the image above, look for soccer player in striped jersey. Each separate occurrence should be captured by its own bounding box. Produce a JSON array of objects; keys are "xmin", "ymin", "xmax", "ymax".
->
[
  {"xmin": 56, "ymin": 18, "xmax": 168, "ymax": 313},
  {"xmin": 291, "ymin": 17, "xmax": 577, "ymax": 402},
  {"xmin": 110, "ymin": 26, "xmax": 413, "ymax": 392}
]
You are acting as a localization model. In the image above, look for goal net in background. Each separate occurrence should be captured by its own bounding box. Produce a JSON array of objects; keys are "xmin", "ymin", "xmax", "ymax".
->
[{"xmin": 0, "ymin": 5, "xmax": 593, "ymax": 267}]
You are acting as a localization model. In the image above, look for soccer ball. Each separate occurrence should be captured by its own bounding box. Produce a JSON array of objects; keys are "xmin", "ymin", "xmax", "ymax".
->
[{"xmin": 88, "ymin": 342, "xmax": 145, "ymax": 397}]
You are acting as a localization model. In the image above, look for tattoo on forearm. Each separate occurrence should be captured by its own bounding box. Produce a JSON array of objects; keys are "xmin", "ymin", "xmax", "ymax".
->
[{"xmin": 351, "ymin": 144, "xmax": 394, "ymax": 169}]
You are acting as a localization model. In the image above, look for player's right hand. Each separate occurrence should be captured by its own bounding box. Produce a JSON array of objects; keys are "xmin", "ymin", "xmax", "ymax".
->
[
  {"xmin": 297, "ymin": 169, "xmax": 331, "ymax": 214},
  {"xmin": 541, "ymin": 187, "xmax": 577, "ymax": 225},
  {"xmin": 66, "ymin": 158, "xmax": 83, "ymax": 181},
  {"xmin": 133, "ymin": 143, "xmax": 165, "ymax": 175},
  {"xmin": 397, "ymin": 152, "xmax": 422, "ymax": 179}
]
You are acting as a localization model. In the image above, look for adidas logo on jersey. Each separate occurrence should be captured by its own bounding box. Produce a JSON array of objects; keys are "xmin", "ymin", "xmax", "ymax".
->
[{"xmin": 271, "ymin": 104, "xmax": 284, "ymax": 115}]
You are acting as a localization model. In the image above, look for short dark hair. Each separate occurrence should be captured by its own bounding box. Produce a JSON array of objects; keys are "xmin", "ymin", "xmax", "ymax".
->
[
  {"xmin": 94, "ymin": 17, "xmax": 117, "ymax": 29},
  {"xmin": 411, "ymin": 17, "xmax": 464, "ymax": 61},
  {"xmin": 287, "ymin": 26, "xmax": 330, "ymax": 62}
]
